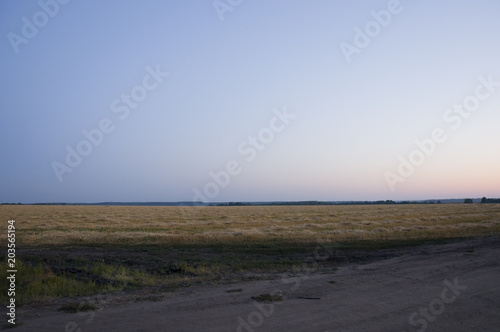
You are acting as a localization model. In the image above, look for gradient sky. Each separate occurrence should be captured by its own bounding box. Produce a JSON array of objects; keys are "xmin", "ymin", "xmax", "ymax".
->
[{"xmin": 1, "ymin": 0, "xmax": 499, "ymax": 203}]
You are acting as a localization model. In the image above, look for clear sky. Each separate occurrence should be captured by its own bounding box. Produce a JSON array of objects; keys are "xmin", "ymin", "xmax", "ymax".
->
[{"xmin": 1, "ymin": 0, "xmax": 499, "ymax": 203}]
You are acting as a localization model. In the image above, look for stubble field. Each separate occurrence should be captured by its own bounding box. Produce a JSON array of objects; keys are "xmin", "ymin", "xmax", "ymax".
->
[
  {"xmin": 3, "ymin": 204, "xmax": 500, "ymax": 246},
  {"xmin": 1, "ymin": 203, "xmax": 499, "ymax": 307}
]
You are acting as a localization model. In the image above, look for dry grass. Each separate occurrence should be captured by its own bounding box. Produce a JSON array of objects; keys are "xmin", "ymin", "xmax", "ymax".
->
[
  {"xmin": 1, "ymin": 204, "xmax": 499, "ymax": 247},
  {"xmin": 1, "ymin": 204, "xmax": 499, "ymax": 305}
]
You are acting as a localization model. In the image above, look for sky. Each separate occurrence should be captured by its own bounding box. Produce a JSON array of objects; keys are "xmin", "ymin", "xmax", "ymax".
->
[{"xmin": 0, "ymin": 0, "xmax": 499, "ymax": 203}]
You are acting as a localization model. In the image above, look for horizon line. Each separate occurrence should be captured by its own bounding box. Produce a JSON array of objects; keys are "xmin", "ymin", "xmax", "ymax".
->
[{"xmin": 2, "ymin": 197, "xmax": 496, "ymax": 206}]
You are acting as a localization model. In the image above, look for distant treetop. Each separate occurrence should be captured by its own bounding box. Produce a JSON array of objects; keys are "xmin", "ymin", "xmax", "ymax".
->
[{"xmin": 481, "ymin": 197, "xmax": 500, "ymax": 204}]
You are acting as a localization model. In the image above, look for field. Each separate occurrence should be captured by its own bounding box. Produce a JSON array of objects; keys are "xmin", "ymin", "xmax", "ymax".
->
[{"xmin": 1, "ymin": 204, "xmax": 500, "ymax": 307}]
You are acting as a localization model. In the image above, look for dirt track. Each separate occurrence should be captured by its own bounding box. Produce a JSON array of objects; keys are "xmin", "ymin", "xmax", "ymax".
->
[{"xmin": 12, "ymin": 237, "xmax": 500, "ymax": 331}]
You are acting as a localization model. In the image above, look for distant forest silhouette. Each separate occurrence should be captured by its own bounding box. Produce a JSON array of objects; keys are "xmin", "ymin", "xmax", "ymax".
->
[
  {"xmin": 464, "ymin": 197, "xmax": 500, "ymax": 204},
  {"xmin": 480, "ymin": 197, "xmax": 500, "ymax": 203},
  {"xmin": 3, "ymin": 197, "xmax": 500, "ymax": 206}
]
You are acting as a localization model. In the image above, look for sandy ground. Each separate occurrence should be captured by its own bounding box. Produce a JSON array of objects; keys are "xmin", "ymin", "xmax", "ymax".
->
[{"xmin": 11, "ymin": 237, "xmax": 500, "ymax": 331}]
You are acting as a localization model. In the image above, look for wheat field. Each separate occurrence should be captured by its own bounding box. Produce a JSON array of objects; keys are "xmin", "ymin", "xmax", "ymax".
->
[
  {"xmin": 2, "ymin": 204, "xmax": 500, "ymax": 247},
  {"xmin": 1, "ymin": 203, "xmax": 500, "ymax": 305}
]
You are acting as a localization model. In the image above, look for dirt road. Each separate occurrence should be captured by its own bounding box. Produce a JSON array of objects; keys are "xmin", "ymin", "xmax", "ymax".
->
[{"xmin": 12, "ymin": 237, "xmax": 500, "ymax": 331}]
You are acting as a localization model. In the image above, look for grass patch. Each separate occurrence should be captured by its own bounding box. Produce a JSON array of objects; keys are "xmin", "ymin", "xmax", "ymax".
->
[
  {"xmin": 143, "ymin": 295, "xmax": 163, "ymax": 302},
  {"xmin": 251, "ymin": 293, "xmax": 284, "ymax": 303},
  {"xmin": 0, "ymin": 260, "xmax": 106, "ymax": 306},
  {"xmin": 226, "ymin": 288, "xmax": 243, "ymax": 293}
]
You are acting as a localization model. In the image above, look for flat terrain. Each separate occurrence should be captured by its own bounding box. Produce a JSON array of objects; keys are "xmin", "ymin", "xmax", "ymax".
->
[
  {"xmin": 2, "ymin": 204, "xmax": 500, "ymax": 246},
  {"xmin": 11, "ymin": 236, "xmax": 500, "ymax": 331},
  {"xmin": 1, "ymin": 204, "xmax": 499, "ymax": 330}
]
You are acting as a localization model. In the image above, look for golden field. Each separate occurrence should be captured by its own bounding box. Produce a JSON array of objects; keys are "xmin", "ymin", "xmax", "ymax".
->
[
  {"xmin": 1, "ymin": 203, "xmax": 500, "ymax": 305},
  {"xmin": 2, "ymin": 203, "xmax": 500, "ymax": 247}
]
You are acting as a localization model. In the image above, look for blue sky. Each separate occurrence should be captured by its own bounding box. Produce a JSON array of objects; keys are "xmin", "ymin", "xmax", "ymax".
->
[{"xmin": 1, "ymin": 0, "xmax": 499, "ymax": 203}]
